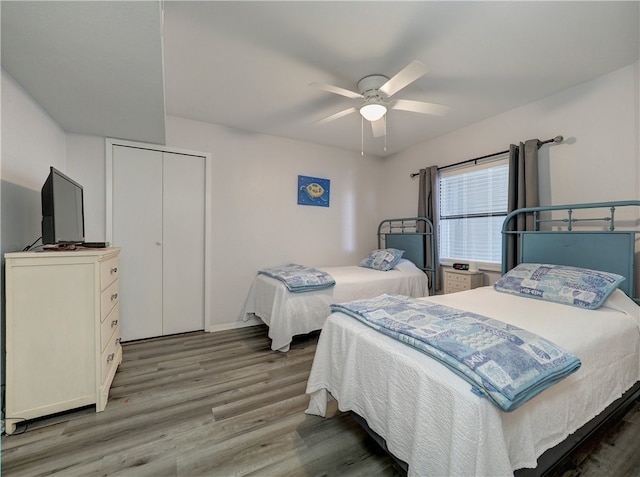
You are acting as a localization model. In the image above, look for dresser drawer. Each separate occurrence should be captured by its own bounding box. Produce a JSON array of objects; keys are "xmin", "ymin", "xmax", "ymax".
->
[
  {"xmin": 101, "ymin": 327, "xmax": 120, "ymax": 384},
  {"xmin": 444, "ymin": 270, "xmax": 483, "ymax": 294},
  {"xmin": 447, "ymin": 272, "xmax": 471, "ymax": 284},
  {"xmin": 101, "ymin": 303, "xmax": 120, "ymax": 352},
  {"xmin": 446, "ymin": 280, "xmax": 469, "ymax": 292},
  {"xmin": 101, "ymin": 279, "xmax": 119, "ymax": 321},
  {"xmin": 100, "ymin": 256, "xmax": 119, "ymax": 291}
]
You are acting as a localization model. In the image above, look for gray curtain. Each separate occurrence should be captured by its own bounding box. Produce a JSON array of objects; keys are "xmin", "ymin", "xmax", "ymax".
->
[
  {"xmin": 506, "ymin": 139, "xmax": 540, "ymax": 270},
  {"xmin": 418, "ymin": 166, "xmax": 440, "ymax": 292}
]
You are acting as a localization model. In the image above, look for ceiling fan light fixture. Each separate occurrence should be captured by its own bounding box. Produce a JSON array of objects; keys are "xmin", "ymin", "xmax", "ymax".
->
[{"xmin": 360, "ymin": 102, "xmax": 387, "ymax": 122}]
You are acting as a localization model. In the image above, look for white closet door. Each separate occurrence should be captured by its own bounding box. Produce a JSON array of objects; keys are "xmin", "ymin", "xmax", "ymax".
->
[
  {"xmin": 113, "ymin": 146, "xmax": 164, "ymax": 341},
  {"xmin": 162, "ymin": 152, "xmax": 205, "ymax": 335},
  {"xmin": 112, "ymin": 145, "xmax": 206, "ymax": 341}
]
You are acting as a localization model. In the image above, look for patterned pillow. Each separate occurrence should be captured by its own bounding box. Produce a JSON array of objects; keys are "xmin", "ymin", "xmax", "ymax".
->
[
  {"xmin": 494, "ymin": 263, "xmax": 625, "ymax": 309},
  {"xmin": 359, "ymin": 248, "xmax": 405, "ymax": 271}
]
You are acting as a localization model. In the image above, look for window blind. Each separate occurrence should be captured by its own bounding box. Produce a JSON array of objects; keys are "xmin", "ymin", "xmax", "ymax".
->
[{"xmin": 439, "ymin": 157, "xmax": 509, "ymax": 264}]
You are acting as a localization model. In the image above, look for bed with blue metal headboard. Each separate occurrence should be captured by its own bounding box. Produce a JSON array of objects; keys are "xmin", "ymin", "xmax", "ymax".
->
[
  {"xmin": 306, "ymin": 201, "xmax": 639, "ymax": 477},
  {"xmin": 377, "ymin": 216, "xmax": 435, "ymax": 296},
  {"xmin": 242, "ymin": 217, "xmax": 434, "ymax": 351},
  {"xmin": 502, "ymin": 200, "xmax": 639, "ymax": 303},
  {"xmin": 501, "ymin": 200, "xmax": 640, "ymax": 475}
]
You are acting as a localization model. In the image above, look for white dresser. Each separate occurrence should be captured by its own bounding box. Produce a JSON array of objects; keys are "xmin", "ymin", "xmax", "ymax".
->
[
  {"xmin": 4, "ymin": 248, "xmax": 122, "ymax": 435},
  {"xmin": 443, "ymin": 268, "xmax": 484, "ymax": 294}
]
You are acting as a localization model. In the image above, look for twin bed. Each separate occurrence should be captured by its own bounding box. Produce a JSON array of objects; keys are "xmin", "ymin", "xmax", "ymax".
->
[
  {"xmin": 304, "ymin": 201, "xmax": 640, "ymax": 476},
  {"xmin": 243, "ymin": 217, "xmax": 434, "ymax": 351}
]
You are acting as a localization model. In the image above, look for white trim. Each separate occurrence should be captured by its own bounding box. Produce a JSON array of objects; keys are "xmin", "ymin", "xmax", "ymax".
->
[
  {"xmin": 105, "ymin": 138, "xmax": 208, "ymax": 160},
  {"xmin": 105, "ymin": 142, "xmax": 113, "ymax": 243},
  {"xmin": 207, "ymin": 316, "xmax": 262, "ymax": 333},
  {"xmin": 105, "ymin": 138, "xmax": 213, "ymax": 333}
]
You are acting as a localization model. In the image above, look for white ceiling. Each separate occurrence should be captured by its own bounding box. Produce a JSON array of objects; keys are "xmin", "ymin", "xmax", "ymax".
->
[
  {"xmin": 3, "ymin": 1, "xmax": 639, "ymax": 157},
  {"xmin": 1, "ymin": 1, "xmax": 166, "ymax": 144}
]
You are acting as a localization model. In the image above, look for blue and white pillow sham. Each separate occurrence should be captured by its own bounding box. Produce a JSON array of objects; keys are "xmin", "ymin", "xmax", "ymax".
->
[
  {"xmin": 359, "ymin": 248, "xmax": 404, "ymax": 271},
  {"xmin": 494, "ymin": 263, "xmax": 624, "ymax": 309}
]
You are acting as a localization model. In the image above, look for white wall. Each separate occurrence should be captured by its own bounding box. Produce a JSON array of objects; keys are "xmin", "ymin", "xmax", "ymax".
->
[
  {"xmin": 379, "ymin": 62, "xmax": 640, "ymax": 284},
  {"xmin": 66, "ymin": 133, "xmax": 108, "ymax": 242},
  {"xmin": 32, "ymin": 114, "xmax": 384, "ymax": 331},
  {"xmin": 2, "ymin": 61, "xmax": 638, "ymax": 333},
  {"xmin": 380, "ymin": 62, "xmax": 639, "ymax": 219},
  {"xmin": 1, "ymin": 70, "xmax": 109, "ymax": 249},
  {"xmin": 164, "ymin": 116, "xmax": 384, "ymax": 329},
  {"xmin": 1, "ymin": 69, "xmax": 67, "ymax": 255}
]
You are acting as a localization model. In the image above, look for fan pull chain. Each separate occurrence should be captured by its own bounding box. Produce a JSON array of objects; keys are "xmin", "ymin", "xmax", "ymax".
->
[
  {"xmin": 361, "ymin": 116, "xmax": 364, "ymax": 156},
  {"xmin": 384, "ymin": 116, "xmax": 387, "ymax": 152}
]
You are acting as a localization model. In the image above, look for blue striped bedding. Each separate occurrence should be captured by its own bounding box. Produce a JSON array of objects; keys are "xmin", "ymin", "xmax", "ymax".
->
[
  {"xmin": 331, "ymin": 293, "xmax": 581, "ymax": 412},
  {"xmin": 259, "ymin": 264, "xmax": 336, "ymax": 293}
]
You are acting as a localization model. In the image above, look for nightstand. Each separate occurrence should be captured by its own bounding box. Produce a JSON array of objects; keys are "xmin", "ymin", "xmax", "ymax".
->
[{"xmin": 443, "ymin": 269, "xmax": 484, "ymax": 294}]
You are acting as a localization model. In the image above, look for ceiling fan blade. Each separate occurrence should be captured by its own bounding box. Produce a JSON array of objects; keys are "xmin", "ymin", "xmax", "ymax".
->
[
  {"xmin": 390, "ymin": 99, "xmax": 450, "ymax": 116},
  {"xmin": 379, "ymin": 60, "xmax": 429, "ymax": 97},
  {"xmin": 309, "ymin": 82, "xmax": 362, "ymax": 99},
  {"xmin": 315, "ymin": 107, "xmax": 358, "ymax": 125},
  {"xmin": 371, "ymin": 118, "xmax": 386, "ymax": 138}
]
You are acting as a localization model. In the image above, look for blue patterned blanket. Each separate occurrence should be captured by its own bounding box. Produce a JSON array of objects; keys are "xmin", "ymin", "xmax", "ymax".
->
[
  {"xmin": 259, "ymin": 264, "xmax": 336, "ymax": 293},
  {"xmin": 331, "ymin": 294, "xmax": 581, "ymax": 411}
]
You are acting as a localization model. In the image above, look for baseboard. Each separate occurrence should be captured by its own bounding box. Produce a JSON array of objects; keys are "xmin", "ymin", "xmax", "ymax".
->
[{"xmin": 206, "ymin": 316, "xmax": 262, "ymax": 333}]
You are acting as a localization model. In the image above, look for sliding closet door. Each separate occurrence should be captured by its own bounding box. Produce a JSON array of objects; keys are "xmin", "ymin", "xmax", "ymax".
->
[
  {"xmin": 112, "ymin": 146, "xmax": 164, "ymax": 340},
  {"xmin": 111, "ymin": 145, "xmax": 206, "ymax": 341},
  {"xmin": 162, "ymin": 152, "xmax": 205, "ymax": 335}
]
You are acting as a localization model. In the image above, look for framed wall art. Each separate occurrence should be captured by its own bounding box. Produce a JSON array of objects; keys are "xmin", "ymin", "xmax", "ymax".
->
[{"xmin": 297, "ymin": 175, "xmax": 330, "ymax": 207}]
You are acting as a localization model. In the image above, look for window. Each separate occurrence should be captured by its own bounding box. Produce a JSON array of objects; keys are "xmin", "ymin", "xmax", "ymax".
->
[{"xmin": 438, "ymin": 157, "xmax": 509, "ymax": 266}]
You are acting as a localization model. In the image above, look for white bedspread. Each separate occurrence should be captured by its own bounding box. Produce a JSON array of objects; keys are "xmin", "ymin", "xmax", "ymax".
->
[
  {"xmin": 243, "ymin": 259, "xmax": 429, "ymax": 351},
  {"xmin": 305, "ymin": 287, "xmax": 640, "ymax": 476}
]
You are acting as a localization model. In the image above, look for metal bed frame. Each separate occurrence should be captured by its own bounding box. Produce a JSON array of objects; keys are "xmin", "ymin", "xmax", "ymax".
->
[
  {"xmin": 500, "ymin": 200, "xmax": 640, "ymax": 475},
  {"xmin": 502, "ymin": 200, "xmax": 639, "ymax": 303},
  {"xmin": 360, "ymin": 202, "xmax": 639, "ymax": 476},
  {"xmin": 377, "ymin": 216, "xmax": 435, "ymax": 296}
]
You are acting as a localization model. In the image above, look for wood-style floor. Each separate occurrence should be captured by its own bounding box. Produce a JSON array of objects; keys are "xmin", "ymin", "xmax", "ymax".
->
[{"xmin": 2, "ymin": 325, "xmax": 639, "ymax": 476}]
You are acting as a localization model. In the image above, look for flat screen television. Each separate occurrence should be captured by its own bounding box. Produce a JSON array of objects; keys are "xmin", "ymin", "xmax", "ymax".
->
[{"xmin": 41, "ymin": 166, "xmax": 85, "ymax": 245}]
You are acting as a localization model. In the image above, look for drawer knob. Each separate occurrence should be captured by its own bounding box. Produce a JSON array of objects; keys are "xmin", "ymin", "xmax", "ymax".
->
[
  {"xmin": 111, "ymin": 293, "xmax": 118, "ymax": 301},
  {"xmin": 107, "ymin": 353, "xmax": 115, "ymax": 363},
  {"xmin": 111, "ymin": 319, "xmax": 118, "ymax": 327},
  {"xmin": 111, "ymin": 267, "xmax": 118, "ymax": 274}
]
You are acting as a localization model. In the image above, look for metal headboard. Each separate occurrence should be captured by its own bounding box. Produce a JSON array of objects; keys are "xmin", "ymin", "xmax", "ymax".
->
[
  {"xmin": 501, "ymin": 201, "xmax": 640, "ymax": 303},
  {"xmin": 377, "ymin": 217, "xmax": 436, "ymax": 296}
]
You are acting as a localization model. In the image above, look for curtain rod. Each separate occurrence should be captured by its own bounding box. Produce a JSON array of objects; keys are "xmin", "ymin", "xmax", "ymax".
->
[{"xmin": 410, "ymin": 135, "xmax": 564, "ymax": 178}]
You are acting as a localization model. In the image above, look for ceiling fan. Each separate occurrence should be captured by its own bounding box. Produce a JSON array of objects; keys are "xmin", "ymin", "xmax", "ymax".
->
[{"xmin": 310, "ymin": 60, "xmax": 449, "ymax": 139}]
